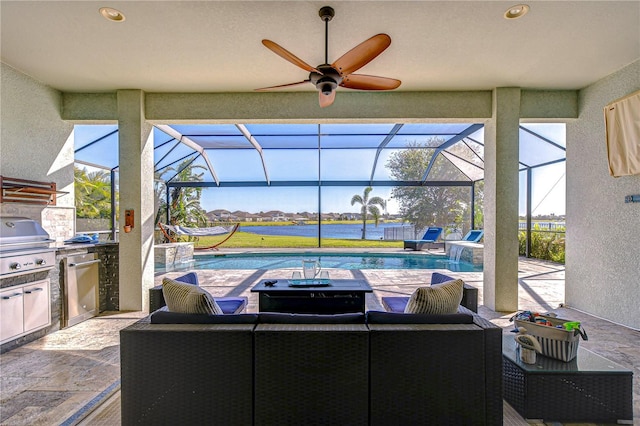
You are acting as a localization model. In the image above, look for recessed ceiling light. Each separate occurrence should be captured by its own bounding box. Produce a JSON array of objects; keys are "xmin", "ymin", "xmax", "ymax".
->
[
  {"xmin": 504, "ymin": 4, "xmax": 529, "ymax": 19},
  {"xmin": 99, "ymin": 7, "xmax": 126, "ymax": 22}
]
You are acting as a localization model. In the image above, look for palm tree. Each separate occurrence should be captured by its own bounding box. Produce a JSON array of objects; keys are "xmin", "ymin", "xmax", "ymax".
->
[
  {"xmin": 74, "ymin": 167, "xmax": 113, "ymax": 218},
  {"xmin": 155, "ymin": 160, "xmax": 208, "ymax": 227},
  {"xmin": 351, "ymin": 187, "xmax": 386, "ymax": 239}
]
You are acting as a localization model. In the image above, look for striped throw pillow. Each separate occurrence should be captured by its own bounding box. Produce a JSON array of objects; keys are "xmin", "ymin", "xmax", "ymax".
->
[
  {"xmin": 404, "ymin": 279, "xmax": 464, "ymax": 314},
  {"xmin": 162, "ymin": 277, "xmax": 223, "ymax": 315}
]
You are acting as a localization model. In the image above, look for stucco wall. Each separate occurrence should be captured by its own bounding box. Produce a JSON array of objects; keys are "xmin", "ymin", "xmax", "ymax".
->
[
  {"xmin": 566, "ymin": 59, "xmax": 640, "ymax": 329},
  {"xmin": 5, "ymin": 59, "xmax": 639, "ymax": 326},
  {"xmin": 1, "ymin": 63, "xmax": 75, "ymax": 208}
]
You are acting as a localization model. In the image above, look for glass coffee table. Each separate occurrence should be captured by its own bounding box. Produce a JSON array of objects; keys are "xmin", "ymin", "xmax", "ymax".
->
[
  {"xmin": 502, "ymin": 334, "xmax": 633, "ymax": 424},
  {"xmin": 251, "ymin": 278, "xmax": 372, "ymax": 314}
]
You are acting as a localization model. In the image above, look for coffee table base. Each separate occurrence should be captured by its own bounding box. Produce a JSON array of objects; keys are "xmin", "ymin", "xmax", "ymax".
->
[
  {"xmin": 257, "ymin": 291, "xmax": 365, "ymax": 314},
  {"xmin": 251, "ymin": 279, "xmax": 372, "ymax": 314},
  {"xmin": 503, "ymin": 353, "xmax": 633, "ymax": 423}
]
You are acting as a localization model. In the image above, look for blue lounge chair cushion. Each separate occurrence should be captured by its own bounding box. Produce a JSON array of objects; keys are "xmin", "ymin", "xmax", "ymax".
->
[
  {"xmin": 404, "ymin": 227, "xmax": 443, "ymax": 243},
  {"xmin": 175, "ymin": 272, "xmax": 199, "ymax": 285},
  {"xmin": 431, "ymin": 272, "xmax": 454, "ymax": 285},
  {"xmin": 215, "ymin": 297, "xmax": 248, "ymax": 314},
  {"xmin": 463, "ymin": 230, "xmax": 484, "ymax": 242},
  {"xmin": 381, "ymin": 296, "xmax": 409, "ymax": 313}
]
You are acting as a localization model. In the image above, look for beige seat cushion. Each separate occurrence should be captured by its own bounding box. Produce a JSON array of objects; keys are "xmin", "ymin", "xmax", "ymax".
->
[
  {"xmin": 404, "ymin": 279, "xmax": 464, "ymax": 314},
  {"xmin": 162, "ymin": 277, "xmax": 223, "ymax": 315}
]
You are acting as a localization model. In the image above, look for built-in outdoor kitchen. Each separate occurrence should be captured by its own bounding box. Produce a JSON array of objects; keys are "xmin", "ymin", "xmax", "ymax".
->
[
  {"xmin": 0, "ymin": 215, "xmax": 120, "ymax": 353},
  {"xmin": 0, "ymin": 177, "xmax": 121, "ymax": 353}
]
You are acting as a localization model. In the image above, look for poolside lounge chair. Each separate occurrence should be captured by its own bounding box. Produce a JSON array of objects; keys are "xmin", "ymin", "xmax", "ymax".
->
[
  {"xmin": 460, "ymin": 229, "xmax": 484, "ymax": 243},
  {"xmin": 445, "ymin": 229, "xmax": 484, "ymax": 251},
  {"xmin": 403, "ymin": 227, "xmax": 443, "ymax": 251}
]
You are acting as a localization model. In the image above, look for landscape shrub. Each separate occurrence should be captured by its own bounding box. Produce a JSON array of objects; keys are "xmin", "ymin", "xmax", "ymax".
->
[{"xmin": 518, "ymin": 224, "xmax": 565, "ymax": 264}]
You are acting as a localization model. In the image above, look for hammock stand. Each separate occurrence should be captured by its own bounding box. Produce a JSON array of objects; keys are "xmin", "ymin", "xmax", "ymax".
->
[{"xmin": 158, "ymin": 222, "xmax": 240, "ymax": 251}]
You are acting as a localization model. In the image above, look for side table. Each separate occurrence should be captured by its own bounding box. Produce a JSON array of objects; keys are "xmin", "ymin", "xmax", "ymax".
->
[{"xmin": 502, "ymin": 334, "xmax": 633, "ymax": 424}]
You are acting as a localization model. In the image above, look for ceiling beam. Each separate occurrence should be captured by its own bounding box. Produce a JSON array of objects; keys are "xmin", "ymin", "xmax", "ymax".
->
[
  {"xmin": 369, "ymin": 124, "xmax": 404, "ymax": 184},
  {"xmin": 236, "ymin": 124, "xmax": 270, "ymax": 185},
  {"xmin": 155, "ymin": 124, "xmax": 220, "ymax": 186},
  {"xmin": 167, "ymin": 180, "xmax": 473, "ymax": 188},
  {"xmin": 62, "ymin": 90, "xmax": 579, "ymax": 122},
  {"xmin": 420, "ymin": 123, "xmax": 484, "ymax": 182}
]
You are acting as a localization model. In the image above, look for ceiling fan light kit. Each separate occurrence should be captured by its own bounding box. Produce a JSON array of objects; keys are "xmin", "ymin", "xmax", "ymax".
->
[{"xmin": 257, "ymin": 6, "xmax": 401, "ymax": 108}]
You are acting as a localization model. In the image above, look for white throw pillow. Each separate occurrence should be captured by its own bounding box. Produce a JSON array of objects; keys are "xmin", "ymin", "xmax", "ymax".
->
[
  {"xmin": 404, "ymin": 279, "xmax": 464, "ymax": 314},
  {"xmin": 162, "ymin": 277, "xmax": 223, "ymax": 315}
]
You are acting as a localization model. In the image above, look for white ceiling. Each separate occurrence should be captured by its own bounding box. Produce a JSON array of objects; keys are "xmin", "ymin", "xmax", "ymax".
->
[{"xmin": 1, "ymin": 1, "xmax": 638, "ymax": 94}]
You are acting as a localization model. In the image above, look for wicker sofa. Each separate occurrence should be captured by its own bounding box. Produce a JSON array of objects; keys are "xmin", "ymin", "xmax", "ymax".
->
[{"xmin": 120, "ymin": 308, "xmax": 502, "ymax": 425}]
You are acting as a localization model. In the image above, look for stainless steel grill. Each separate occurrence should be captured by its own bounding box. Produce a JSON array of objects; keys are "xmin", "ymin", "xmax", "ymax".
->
[
  {"xmin": 1, "ymin": 216, "xmax": 56, "ymax": 347},
  {"xmin": 0, "ymin": 216, "xmax": 56, "ymax": 277}
]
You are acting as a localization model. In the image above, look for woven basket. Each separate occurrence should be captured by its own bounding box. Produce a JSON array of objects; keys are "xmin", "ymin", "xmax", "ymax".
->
[{"xmin": 514, "ymin": 314, "xmax": 587, "ymax": 362}]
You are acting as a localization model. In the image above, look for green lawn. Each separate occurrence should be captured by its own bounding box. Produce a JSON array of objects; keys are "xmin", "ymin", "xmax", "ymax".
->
[{"xmin": 179, "ymin": 231, "xmax": 404, "ymax": 249}]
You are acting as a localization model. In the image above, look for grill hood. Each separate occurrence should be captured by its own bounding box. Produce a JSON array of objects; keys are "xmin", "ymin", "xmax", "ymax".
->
[{"xmin": 0, "ymin": 216, "xmax": 53, "ymax": 250}]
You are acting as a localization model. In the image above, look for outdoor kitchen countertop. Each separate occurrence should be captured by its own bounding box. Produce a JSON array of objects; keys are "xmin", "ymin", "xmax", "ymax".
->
[{"xmin": 54, "ymin": 241, "xmax": 118, "ymax": 250}]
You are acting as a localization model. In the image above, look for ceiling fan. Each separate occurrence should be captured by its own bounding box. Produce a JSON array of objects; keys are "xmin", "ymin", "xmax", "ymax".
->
[{"xmin": 256, "ymin": 6, "xmax": 401, "ymax": 108}]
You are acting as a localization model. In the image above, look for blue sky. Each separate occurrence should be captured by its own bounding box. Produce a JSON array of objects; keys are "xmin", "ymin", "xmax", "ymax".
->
[{"xmin": 74, "ymin": 123, "xmax": 566, "ymax": 217}]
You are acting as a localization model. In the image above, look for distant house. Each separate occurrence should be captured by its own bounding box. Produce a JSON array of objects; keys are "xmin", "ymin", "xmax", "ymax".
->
[
  {"xmin": 208, "ymin": 209, "xmax": 233, "ymax": 222},
  {"xmin": 241, "ymin": 213, "xmax": 263, "ymax": 222},
  {"xmin": 260, "ymin": 210, "xmax": 284, "ymax": 221},
  {"xmin": 341, "ymin": 212, "xmax": 359, "ymax": 220},
  {"xmin": 234, "ymin": 210, "xmax": 265, "ymax": 222}
]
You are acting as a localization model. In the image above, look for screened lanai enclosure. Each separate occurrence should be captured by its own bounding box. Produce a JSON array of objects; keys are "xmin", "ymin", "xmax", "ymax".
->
[{"xmin": 74, "ymin": 122, "xmax": 566, "ymax": 253}]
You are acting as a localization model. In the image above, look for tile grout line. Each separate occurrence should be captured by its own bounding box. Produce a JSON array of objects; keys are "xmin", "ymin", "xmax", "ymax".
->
[{"xmin": 59, "ymin": 379, "xmax": 121, "ymax": 426}]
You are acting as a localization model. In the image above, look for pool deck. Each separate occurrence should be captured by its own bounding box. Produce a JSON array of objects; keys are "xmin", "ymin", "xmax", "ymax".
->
[
  {"xmin": 158, "ymin": 247, "xmax": 561, "ymax": 317},
  {"xmin": 1, "ymin": 251, "xmax": 638, "ymax": 425}
]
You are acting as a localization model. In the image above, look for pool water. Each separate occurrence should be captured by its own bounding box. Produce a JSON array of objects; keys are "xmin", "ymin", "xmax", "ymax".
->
[{"xmin": 161, "ymin": 252, "xmax": 482, "ymax": 273}]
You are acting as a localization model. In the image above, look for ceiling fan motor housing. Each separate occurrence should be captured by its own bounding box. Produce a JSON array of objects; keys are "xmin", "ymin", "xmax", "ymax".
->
[
  {"xmin": 319, "ymin": 6, "xmax": 335, "ymax": 22},
  {"xmin": 310, "ymin": 65, "xmax": 343, "ymax": 94}
]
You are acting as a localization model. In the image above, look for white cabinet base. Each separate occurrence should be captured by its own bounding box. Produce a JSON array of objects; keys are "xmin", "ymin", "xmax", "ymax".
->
[{"xmin": 0, "ymin": 279, "xmax": 51, "ymax": 344}]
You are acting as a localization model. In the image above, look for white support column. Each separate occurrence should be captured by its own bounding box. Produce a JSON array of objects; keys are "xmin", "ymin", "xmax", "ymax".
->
[
  {"xmin": 117, "ymin": 90, "xmax": 154, "ymax": 312},
  {"xmin": 483, "ymin": 88, "xmax": 520, "ymax": 312}
]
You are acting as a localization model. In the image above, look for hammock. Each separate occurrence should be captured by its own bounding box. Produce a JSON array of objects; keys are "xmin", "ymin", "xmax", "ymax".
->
[{"xmin": 158, "ymin": 222, "xmax": 240, "ymax": 250}]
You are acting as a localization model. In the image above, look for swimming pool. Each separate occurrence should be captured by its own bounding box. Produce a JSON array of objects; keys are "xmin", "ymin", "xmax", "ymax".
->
[{"xmin": 160, "ymin": 252, "xmax": 482, "ymax": 273}]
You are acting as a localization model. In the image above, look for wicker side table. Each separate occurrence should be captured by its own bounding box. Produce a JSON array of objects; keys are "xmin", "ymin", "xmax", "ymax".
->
[{"xmin": 502, "ymin": 334, "xmax": 633, "ymax": 424}]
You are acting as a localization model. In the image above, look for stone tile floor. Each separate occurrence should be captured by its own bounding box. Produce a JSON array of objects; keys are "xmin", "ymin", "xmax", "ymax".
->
[
  {"xmin": 1, "ymin": 254, "xmax": 638, "ymax": 425},
  {"xmin": 0, "ymin": 312, "xmax": 144, "ymax": 425}
]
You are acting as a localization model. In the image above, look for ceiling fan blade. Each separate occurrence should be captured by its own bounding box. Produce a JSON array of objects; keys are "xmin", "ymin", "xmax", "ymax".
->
[
  {"xmin": 332, "ymin": 34, "xmax": 391, "ymax": 76},
  {"xmin": 340, "ymin": 74, "xmax": 401, "ymax": 90},
  {"xmin": 255, "ymin": 80, "xmax": 310, "ymax": 91},
  {"xmin": 262, "ymin": 40, "xmax": 321, "ymax": 74},
  {"xmin": 319, "ymin": 90, "xmax": 336, "ymax": 108}
]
